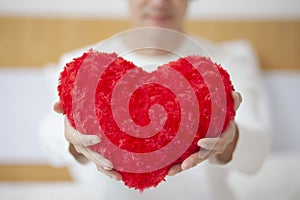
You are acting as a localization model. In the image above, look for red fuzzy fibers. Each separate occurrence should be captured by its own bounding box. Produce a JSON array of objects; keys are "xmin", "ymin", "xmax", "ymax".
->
[{"xmin": 58, "ymin": 50, "xmax": 235, "ymax": 191}]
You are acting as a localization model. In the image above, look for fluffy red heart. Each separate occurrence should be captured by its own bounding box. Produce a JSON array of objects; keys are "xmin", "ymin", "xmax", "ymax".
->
[{"xmin": 58, "ymin": 49, "xmax": 235, "ymax": 191}]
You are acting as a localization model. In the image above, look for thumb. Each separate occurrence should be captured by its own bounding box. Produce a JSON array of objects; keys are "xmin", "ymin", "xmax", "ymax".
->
[{"xmin": 53, "ymin": 101, "xmax": 64, "ymax": 114}]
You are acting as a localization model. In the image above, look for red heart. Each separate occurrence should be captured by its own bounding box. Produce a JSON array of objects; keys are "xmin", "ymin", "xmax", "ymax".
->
[{"xmin": 58, "ymin": 49, "xmax": 235, "ymax": 191}]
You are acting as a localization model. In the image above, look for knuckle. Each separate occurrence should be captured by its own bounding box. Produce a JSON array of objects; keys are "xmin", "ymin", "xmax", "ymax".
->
[
  {"xmin": 82, "ymin": 136, "xmax": 100, "ymax": 147},
  {"xmin": 91, "ymin": 152, "xmax": 112, "ymax": 169},
  {"xmin": 199, "ymin": 150, "xmax": 208, "ymax": 159},
  {"xmin": 74, "ymin": 146, "xmax": 84, "ymax": 154},
  {"xmin": 217, "ymin": 139, "xmax": 225, "ymax": 147},
  {"xmin": 79, "ymin": 137, "xmax": 90, "ymax": 146},
  {"xmin": 219, "ymin": 145, "xmax": 226, "ymax": 152},
  {"xmin": 64, "ymin": 131, "xmax": 72, "ymax": 142},
  {"xmin": 190, "ymin": 162, "xmax": 198, "ymax": 168},
  {"xmin": 216, "ymin": 150, "xmax": 224, "ymax": 155},
  {"xmin": 238, "ymin": 92, "xmax": 243, "ymax": 103}
]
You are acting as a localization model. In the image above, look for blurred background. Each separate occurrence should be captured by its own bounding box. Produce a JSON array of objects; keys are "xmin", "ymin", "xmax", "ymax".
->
[{"xmin": 0, "ymin": 0, "xmax": 299, "ymax": 199}]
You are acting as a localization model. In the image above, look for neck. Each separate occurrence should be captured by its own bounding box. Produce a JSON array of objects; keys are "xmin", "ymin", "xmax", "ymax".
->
[{"xmin": 122, "ymin": 27, "xmax": 185, "ymax": 56}]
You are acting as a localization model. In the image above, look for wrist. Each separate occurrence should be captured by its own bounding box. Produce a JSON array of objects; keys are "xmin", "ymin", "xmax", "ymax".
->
[{"xmin": 212, "ymin": 123, "xmax": 239, "ymax": 164}]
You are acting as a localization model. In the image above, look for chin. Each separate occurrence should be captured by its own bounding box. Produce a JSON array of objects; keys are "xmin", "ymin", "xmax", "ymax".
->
[{"xmin": 142, "ymin": 19, "xmax": 176, "ymax": 29}]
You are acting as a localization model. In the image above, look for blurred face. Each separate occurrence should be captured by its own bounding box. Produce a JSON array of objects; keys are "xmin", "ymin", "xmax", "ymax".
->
[{"xmin": 129, "ymin": 0, "xmax": 189, "ymax": 32}]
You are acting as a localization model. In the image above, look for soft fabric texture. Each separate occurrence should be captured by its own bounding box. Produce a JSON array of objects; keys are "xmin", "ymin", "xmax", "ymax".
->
[{"xmin": 58, "ymin": 50, "xmax": 235, "ymax": 191}]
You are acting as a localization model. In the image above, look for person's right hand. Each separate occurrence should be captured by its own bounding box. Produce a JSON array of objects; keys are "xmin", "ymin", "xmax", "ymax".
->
[{"xmin": 53, "ymin": 101, "xmax": 122, "ymax": 181}]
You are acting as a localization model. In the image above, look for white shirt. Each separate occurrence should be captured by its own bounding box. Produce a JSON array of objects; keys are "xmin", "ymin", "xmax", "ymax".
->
[{"xmin": 39, "ymin": 35, "xmax": 271, "ymax": 200}]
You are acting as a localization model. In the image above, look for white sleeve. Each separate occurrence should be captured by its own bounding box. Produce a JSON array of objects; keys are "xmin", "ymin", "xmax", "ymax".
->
[
  {"xmin": 210, "ymin": 39, "xmax": 271, "ymax": 174},
  {"xmin": 38, "ymin": 49, "xmax": 90, "ymax": 168},
  {"xmin": 39, "ymin": 111, "xmax": 78, "ymax": 167}
]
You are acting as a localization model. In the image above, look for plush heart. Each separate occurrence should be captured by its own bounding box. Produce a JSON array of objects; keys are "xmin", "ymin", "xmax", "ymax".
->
[{"xmin": 58, "ymin": 49, "xmax": 235, "ymax": 191}]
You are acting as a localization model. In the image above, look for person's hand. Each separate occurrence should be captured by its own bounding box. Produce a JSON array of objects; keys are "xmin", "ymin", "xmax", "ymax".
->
[
  {"xmin": 53, "ymin": 101, "xmax": 122, "ymax": 181},
  {"xmin": 168, "ymin": 91, "xmax": 242, "ymax": 176}
]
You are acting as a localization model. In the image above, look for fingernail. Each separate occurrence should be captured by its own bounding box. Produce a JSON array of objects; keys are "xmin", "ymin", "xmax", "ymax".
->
[
  {"xmin": 197, "ymin": 140, "xmax": 203, "ymax": 146},
  {"xmin": 181, "ymin": 163, "xmax": 190, "ymax": 170},
  {"xmin": 113, "ymin": 175, "xmax": 121, "ymax": 181},
  {"xmin": 168, "ymin": 169, "xmax": 177, "ymax": 176},
  {"xmin": 197, "ymin": 140, "xmax": 207, "ymax": 148},
  {"xmin": 91, "ymin": 137, "xmax": 101, "ymax": 144},
  {"xmin": 103, "ymin": 166, "xmax": 112, "ymax": 170},
  {"xmin": 235, "ymin": 93, "xmax": 239, "ymax": 101}
]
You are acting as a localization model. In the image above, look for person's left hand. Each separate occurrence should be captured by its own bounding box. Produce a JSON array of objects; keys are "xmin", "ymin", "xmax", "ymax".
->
[{"xmin": 168, "ymin": 91, "xmax": 242, "ymax": 176}]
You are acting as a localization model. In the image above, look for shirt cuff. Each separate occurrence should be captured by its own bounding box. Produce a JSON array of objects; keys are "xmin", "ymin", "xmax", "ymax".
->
[{"xmin": 208, "ymin": 123, "xmax": 270, "ymax": 174}]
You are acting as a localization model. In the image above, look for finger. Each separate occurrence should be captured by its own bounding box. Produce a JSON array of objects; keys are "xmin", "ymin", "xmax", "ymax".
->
[
  {"xmin": 74, "ymin": 145, "xmax": 113, "ymax": 170},
  {"xmin": 96, "ymin": 166, "xmax": 122, "ymax": 181},
  {"xmin": 181, "ymin": 151, "xmax": 202, "ymax": 170},
  {"xmin": 232, "ymin": 91, "xmax": 242, "ymax": 111},
  {"xmin": 181, "ymin": 149, "xmax": 219, "ymax": 170},
  {"xmin": 197, "ymin": 138, "xmax": 225, "ymax": 152},
  {"xmin": 181, "ymin": 150, "xmax": 205, "ymax": 170},
  {"xmin": 168, "ymin": 164, "xmax": 183, "ymax": 176},
  {"xmin": 64, "ymin": 118, "xmax": 101, "ymax": 146},
  {"xmin": 53, "ymin": 101, "xmax": 64, "ymax": 114},
  {"xmin": 86, "ymin": 148, "xmax": 113, "ymax": 169},
  {"xmin": 198, "ymin": 148, "xmax": 218, "ymax": 159},
  {"xmin": 197, "ymin": 121, "xmax": 235, "ymax": 151},
  {"xmin": 219, "ymin": 120, "xmax": 236, "ymax": 142}
]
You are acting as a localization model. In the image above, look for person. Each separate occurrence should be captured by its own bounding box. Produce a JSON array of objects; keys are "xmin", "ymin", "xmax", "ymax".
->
[{"xmin": 39, "ymin": 0, "xmax": 271, "ymax": 199}]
